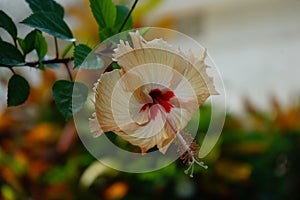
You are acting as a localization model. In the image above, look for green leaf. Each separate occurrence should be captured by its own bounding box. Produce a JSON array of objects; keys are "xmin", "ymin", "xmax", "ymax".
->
[
  {"xmin": 21, "ymin": 11, "xmax": 75, "ymax": 41},
  {"xmin": 73, "ymin": 44, "xmax": 92, "ymax": 68},
  {"xmin": 34, "ymin": 31, "xmax": 48, "ymax": 59},
  {"xmin": 74, "ymin": 44, "xmax": 104, "ymax": 69},
  {"xmin": 62, "ymin": 43, "xmax": 74, "ymax": 58},
  {"xmin": 17, "ymin": 38, "xmax": 26, "ymax": 52},
  {"xmin": 25, "ymin": 0, "xmax": 64, "ymax": 18},
  {"xmin": 115, "ymin": 5, "xmax": 133, "ymax": 31},
  {"xmin": 7, "ymin": 74, "xmax": 30, "ymax": 106},
  {"xmin": 18, "ymin": 30, "xmax": 37, "ymax": 55},
  {"xmin": 0, "ymin": 41, "xmax": 25, "ymax": 66},
  {"xmin": 98, "ymin": 5, "xmax": 133, "ymax": 41},
  {"xmin": 99, "ymin": 27, "xmax": 116, "ymax": 41},
  {"xmin": 112, "ymin": 62, "xmax": 121, "ymax": 69},
  {"xmin": 0, "ymin": 10, "xmax": 18, "ymax": 40},
  {"xmin": 52, "ymin": 80, "xmax": 88, "ymax": 119},
  {"xmin": 90, "ymin": 0, "xmax": 116, "ymax": 28}
]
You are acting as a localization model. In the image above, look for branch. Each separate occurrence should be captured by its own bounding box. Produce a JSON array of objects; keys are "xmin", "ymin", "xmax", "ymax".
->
[
  {"xmin": 118, "ymin": 0, "xmax": 139, "ymax": 32},
  {"xmin": 54, "ymin": 37, "xmax": 59, "ymax": 59},
  {"xmin": 63, "ymin": 62, "xmax": 73, "ymax": 82},
  {"xmin": 25, "ymin": 57, "xmax": 73, "ymax": 67}
]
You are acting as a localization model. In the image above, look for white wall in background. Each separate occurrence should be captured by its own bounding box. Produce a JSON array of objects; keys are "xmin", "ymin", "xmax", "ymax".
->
[{"xmin": 149, "ymin": 0, "xmax": 300, "ymax": 113}]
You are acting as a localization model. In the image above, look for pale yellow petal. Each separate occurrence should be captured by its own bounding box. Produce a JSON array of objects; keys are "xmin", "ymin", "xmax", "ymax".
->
[
  {"xmin": 119, "ymin": 71, "xmax": 152, "ymax": 104},
  {"xmin": 125, "ymin": 63, "xmax": 174, "ymax": 88},
  {"xmin": 115, "ymin": 111, "xmax": 176, "ymax": 154},
  {"xmin": 93, "ymin": 31, "xmax": 219, "ymax": 155},
  {"xmin": 113, "ymin": 31, "xmax": 178, "ymax": 73},
  {"xmin": 94, "ymin": 70, "xmax": 122, "ymax": 133}
]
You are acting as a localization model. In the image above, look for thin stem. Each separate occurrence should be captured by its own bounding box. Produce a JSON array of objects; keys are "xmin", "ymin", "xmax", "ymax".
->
[
  {"xmin": 9, "ymin": 67, "xmax": 16, "ymax": 74},
  {"xmin": 64, "ymin": 62, "xmax": 73, "ymax": 82},
  {"xmin": 26, "ymin": 57, "xmax": 73, "ymax": 67},
  {"xmin": 13, "ymin": 39, "xmax": 17, "ymax": 48},
  {"xmin": 118, "ymin": 0, "xmax": 139, "ymax": 32},
  {"xmin": 54, "ymin": 37, "xmax": 59, "ymax": 59},
  {"xmin": 1, "ymin": 57, "xmax": 74, "ymax": 71}
]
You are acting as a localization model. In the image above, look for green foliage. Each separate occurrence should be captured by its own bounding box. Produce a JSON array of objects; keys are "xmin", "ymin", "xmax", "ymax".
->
[
  {"xmin": 115, "ymin": 5, "xmax": 133, "ymax": 31},
  {"xmin": 99, "ymin": 5, "xmax": 133, "ymax": 41},
  {"xmin": 90, "ymin": 0, "xmax": 116, "ymax": 28},
  {"xmin": 62, "ymin": 43, "xmax": 74, "ymax": 58},
  {"xmin": 0, "ymin": 41, "xmax": 25, "ymax": 66},
  {"xmin": 25, "ymin": 0, "xmax": 64, "ymax": 18},
  {"xmin": 1, "ymin": 185, "xmax": 16, "ymax": 200},
  {"xmin": 0, "ymin": 10, "xmax": 18, "ymax": 40},
  {"xmin": 73, "ymin": 44, "xmax": 92, "ymax": 69},
  {"xmin": 91, "ymin": 0, "xmax": 133, "ymax": 41},
  {"xmin": 17, "ymin": 30, "xmax": 37, "ymax": 55},
  {"xmin": 52, "ymin": 80, "xmax": 88, "ymax": 120},
  {"xmin": 21, "ymin": 11, "xmax": 74, "ymax": 41},
  {"xmin": 1, "ymin": 0, "xmax": 134, "ymax": 117},
  {"xmin": 17, "ymin": 29, "xmax": 48, "ymax": 59},
  {"xmin": 34, "ymin": 31, "xmax": 48, "ymax": 60},
  {"xmin": 7, "ymin": 74, "xmax": 30, "ymax": 106}
]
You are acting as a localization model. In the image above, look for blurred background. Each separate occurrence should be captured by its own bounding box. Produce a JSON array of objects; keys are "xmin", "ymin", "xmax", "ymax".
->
[{"xmin": 1, "ymin": 0, "xmax": 300, "ymax": 199}]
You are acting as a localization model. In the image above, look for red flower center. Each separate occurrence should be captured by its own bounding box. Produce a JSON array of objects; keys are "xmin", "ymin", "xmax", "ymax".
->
[{"xmin": 140, "ymin": 88, "xmax": 175, "ymax": 120}]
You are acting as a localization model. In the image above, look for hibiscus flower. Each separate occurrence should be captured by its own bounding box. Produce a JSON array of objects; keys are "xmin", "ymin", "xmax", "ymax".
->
[{"xmin": 89, "ymin": 31, "xmax": 218, "ymax": 176}]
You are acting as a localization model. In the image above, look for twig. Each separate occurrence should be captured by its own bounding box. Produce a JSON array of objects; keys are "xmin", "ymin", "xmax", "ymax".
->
[
  {"xmin": 63, "ymin": 62, "xmax": 73, "ymax": 82},
  {"xmin": 54, "ymin": 37, "xmax": 59, "ymax": 59},
  {"xmin": 26, "ymin": 57, "xmax": 73, "ymax": 67},
  {"xmin": 118, "ymin": 0, "xmax": 139, "ymax": 32},
  {"xmin": 13, "ymin": 39, "xmax": 17, "ymax": 48},
  {"xmin": 9, "ymin": 67, "xmax": 16, "ymax": 74}
]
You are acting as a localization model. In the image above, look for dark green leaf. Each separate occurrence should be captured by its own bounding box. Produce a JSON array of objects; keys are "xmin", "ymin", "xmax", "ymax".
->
[
  {"xmin": 18, "ymin": 30, "xmax": 37, "ymax": 55},
  {"xmin": 17, "ymin": 38, "xmax": 26, "ymax": 52},
  {"xmin": 21, "ymin": 11, "xmax": 75, "ymax": 41},
  {"xmin": 62, "ymin": 43, "xmax": 74, "ymax": 58},
  {"xmin": 0, "ymin": 10, "xmax": 18, "ymax": 40},
  {"xmin": 34, "ymin": 31, "xmax": 48, "ymax": 59},
  {"xmin": 73, "ymin": 44, "xmax": 92, "ymax": 68},
  {"xmin": 90, "ymin": 0, "xmax": 116, "ymax": 28},
  {"xmin": 99, "ymin": 27, "xmax": 116, "ymax": 41},
  {"xmin": 72, "ymin": 82, "xmax": 89, "ymax": 116},
  {"xmin": 52, "ymin": 80, "xmax": 88, "ymax": 119},
  {"xmin": 74, "ymin": 44, "xmax": 104, "ymax": 69},
  {"xmin": 115, "ymin": 5, "xmax": 133, "ymax": 31},
  {"xmin": 7, "ymin": 74, "xmax": 30, "ymax": 106},
  {"xmin": 0, "ymin": 41, "xmax": 25, "ymax": 66},
  {"xmin": 112, "ymin": 62, "xmax": 121, "ymax": 69},
  {"xmin": 25, "ymin": 0, "xmax": 64, "ymax": 18}
]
